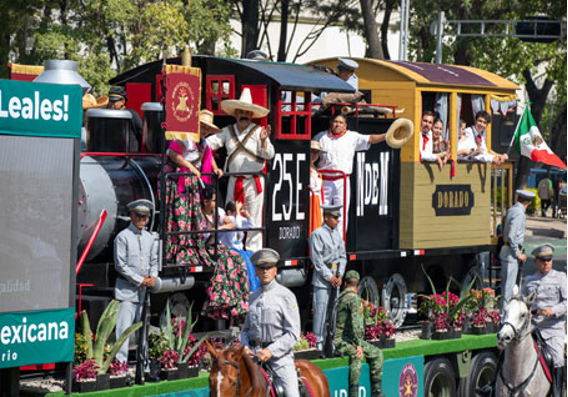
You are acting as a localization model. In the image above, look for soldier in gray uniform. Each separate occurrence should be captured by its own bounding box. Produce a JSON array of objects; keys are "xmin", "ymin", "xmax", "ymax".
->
[
  {"xmin": 114, "ymin": 199, "xmax": 159, "ymax": 363},
  {"xmin": 522, "ymin": 244, "xmax": 566, "ymax": 397},
  {"xmin": 309, "ymin": 204, "xmax": 347, "ymax": 352},
  {"xmin": 241, "ymin": 248, "xmax": 301, "ymax": 397},
  {"xmin": 499, "ymin": 189, "xmax": 534, "ymax": 302}
]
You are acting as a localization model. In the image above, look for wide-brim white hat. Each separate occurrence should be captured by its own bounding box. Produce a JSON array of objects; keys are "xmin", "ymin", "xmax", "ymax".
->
[{"xmin": 221, "ymin": 88, "xmax": 270, "ymax": 119}]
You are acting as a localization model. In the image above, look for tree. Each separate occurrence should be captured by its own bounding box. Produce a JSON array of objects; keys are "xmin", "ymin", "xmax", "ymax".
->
[
  {"xmin": 1, "ymin": 0, "xmax": 235, "ymax": 94},
  {"xmin": 407, "ymin": 0, "xmax": 566, "ymax": 187}
]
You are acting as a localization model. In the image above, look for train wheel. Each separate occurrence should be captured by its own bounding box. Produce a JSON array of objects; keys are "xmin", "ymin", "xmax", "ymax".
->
[
  {"xmin": 382, "ymin": 273, "xmax": 407, "ymax": 327},
  {"xmin": 359, "ymin": 276, "xmax": 380, "ymax": 308},
  {"xmin": 457, "ymin": 352, "xmax": 497, "ymax": 397},
  {"xmin": 424, "ymin": 358, "xmax": 457, "ymax": 397},
  {"xmin": 159, "ymin": 292, "xmax": 190, "ymax": 328}
]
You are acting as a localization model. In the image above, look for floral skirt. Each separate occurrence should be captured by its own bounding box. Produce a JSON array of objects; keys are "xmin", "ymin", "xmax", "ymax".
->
[
  {"xmin": 201, "ymin": 244, "xmax": 250, "ymax": 323},
  {"xmin": 160, "ymin": 167, "xmax": 214, "ymax": 267}
]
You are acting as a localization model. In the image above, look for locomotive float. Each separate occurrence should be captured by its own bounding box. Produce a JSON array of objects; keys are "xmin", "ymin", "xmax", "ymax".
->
[{"xmin": 8, "ymin": 54, "xmax": 518, "ymax": 396}]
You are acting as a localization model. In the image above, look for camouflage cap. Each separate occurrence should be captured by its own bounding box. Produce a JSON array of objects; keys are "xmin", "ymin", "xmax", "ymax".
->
[{"xmin": 344, "ymin": 270, "xmax": 360, "ymax": 280}]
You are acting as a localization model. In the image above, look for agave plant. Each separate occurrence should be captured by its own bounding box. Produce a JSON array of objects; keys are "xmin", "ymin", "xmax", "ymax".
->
[
  {"xmin": 164, "ymin": 300, "xmax": 213, "ymax": 364},
  {"xmin": 80, "ymin": 300, "xmax": 142, "ymax": 374}
]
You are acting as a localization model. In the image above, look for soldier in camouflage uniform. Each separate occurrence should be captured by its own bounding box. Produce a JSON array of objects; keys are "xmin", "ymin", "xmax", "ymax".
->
[{"xmin": 335, "ymin": 270, "xmax": 384, "ymax": 397}]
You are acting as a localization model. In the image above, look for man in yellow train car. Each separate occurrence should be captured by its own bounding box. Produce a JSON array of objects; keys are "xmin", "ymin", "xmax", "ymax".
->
[
  {"xmin": 464, "ymin": 110, "xmax": 508, "ymax": 165},
  {"xmin": 314, "ymin": 113, "xmax": 386, "ymax": 235},
  {"xmin": 419, "ymin": 110, "xmax": 445, "ymax": 170}
]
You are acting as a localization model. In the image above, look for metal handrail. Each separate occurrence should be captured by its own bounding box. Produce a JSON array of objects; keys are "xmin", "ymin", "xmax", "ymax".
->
[
  {"xmin": 318, "ymin": 169, "xmax": 349, "ymax": 241},
  {"xmin": 160, "ymin": 170, "xmax": 268, "ymax": 265}
]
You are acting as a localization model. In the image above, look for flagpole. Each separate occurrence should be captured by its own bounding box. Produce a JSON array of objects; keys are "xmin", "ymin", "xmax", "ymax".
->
[{"xmin": 506, "ymin": 101, "xmax": 529, "ymax": 156}]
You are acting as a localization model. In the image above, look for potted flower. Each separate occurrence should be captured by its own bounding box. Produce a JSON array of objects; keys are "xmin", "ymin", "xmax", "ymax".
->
[
  {"xmin": 72, "ymin": 301, "xmax": 141, "ymax": 392},
  {"xmin": 418, "ymin": 269, "xmax": 474, "ymax": 340},
  {"xmin": 293, "ymin": 332, "xmax": 320, "ymax": 359},
  {"xmin": 465, "ymin": 288, "xmax": 501, "ymax": 335},
  {"xmin": 363, "ymin": 303, "xmax": 397, "ymax": 348}
]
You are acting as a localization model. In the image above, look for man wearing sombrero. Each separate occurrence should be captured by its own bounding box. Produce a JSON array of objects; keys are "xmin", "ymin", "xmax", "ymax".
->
[{"xmin": 206, "ymin": 88, "xmax": 275, "ymax": 251}]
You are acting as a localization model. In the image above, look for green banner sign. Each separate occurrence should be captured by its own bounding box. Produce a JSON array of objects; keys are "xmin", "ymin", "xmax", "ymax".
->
[
  {"xmin": 0, "ymin": 308, "xmax": 75, "ymax": 368},
  {"xmin": 0, "ymin": 79, "xmax": 82, "ymax": 139}
]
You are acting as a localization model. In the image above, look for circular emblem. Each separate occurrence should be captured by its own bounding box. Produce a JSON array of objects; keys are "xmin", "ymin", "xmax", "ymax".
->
[
  {"xmin": 399, "ymin": 363, "xmax": 418, "ymax": 397},
  {"xmin": 171, "ymin": 81, "xmax": 195, "ymax": 123}
]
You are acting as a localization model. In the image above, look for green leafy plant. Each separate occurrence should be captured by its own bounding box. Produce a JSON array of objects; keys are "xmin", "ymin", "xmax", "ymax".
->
[
  {"xmin": 164, "ymin": 300, "xmax": 213, "ymax": 364},
  {"xmin": 80, "ymin": 300, "xmax": 142, "ymax": 375}
]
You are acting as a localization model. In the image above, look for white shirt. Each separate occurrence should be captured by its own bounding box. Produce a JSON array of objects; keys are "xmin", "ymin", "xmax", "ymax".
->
[
  {"xmin": 457, "ymin": 135, "xmax": 477, "ymax": 160},
  {"xmin": 310, "ymin": 168, "xmax": 323, "ymax": 198},
  {"xmin": 166, "ymin": 139, "xmax": 204, "ymax": 167},
  {"xmin": 219, "ymin": 214, "xmax": 256, "ymax": 250},
  {"xmin": 464, "ymin": 126, "xmax": 494, "ymax": 163},
  {"xmin": 314, "ymin": 129, "xmax": 371, "ymax": 175},
  {"xmin": 206, "ymin": 123, "xmax": 275, "ymax": 173},
  {"xmin": 420, "ymin": 131, "xmax": 436, "ymax": 162}
]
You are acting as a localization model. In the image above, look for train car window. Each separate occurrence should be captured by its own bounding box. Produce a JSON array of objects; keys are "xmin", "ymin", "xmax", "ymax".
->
[
  {"xmin": 206, "ymin": 75, "xmax": 235, "ymax": 115},
  {"xmin": 274, "ymin": 88, "xmax": 311, "ymax": 140}
]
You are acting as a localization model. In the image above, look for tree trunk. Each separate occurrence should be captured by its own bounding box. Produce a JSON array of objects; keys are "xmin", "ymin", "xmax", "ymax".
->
[
  {"xmin": 241, "ymin": 0, "xmax": 260, "ymax": 58},
  {"xmin": 380, "ymin": 0, "xmax": 396, "ymax": 60},
  {"xmin": 550, "ymin": 104, "xmax": 567, "ymax": 161},
  {"xmin": 359, "ymin": 0, "xmax": 384, "ymax": 59},
  {"xmin": 277, "ymin": 0, "xmax": 289, "ymax": 62}
]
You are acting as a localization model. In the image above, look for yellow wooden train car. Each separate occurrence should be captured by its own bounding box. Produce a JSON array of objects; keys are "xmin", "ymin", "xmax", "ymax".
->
[{"xmin": 311, "ymin": 58, "xmax": 518, "ymax": 250}]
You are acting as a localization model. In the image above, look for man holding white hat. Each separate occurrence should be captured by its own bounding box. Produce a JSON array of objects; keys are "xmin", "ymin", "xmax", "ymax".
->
[
  {"xmin": 499, "ymin": 189, "xmax": 534, "ymax": 302},
  {"xmin": 206, "ymin": 88, "xmax": 275, "ymax": 251}
]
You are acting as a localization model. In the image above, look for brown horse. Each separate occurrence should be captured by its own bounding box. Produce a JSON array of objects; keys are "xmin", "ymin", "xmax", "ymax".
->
[{"xmin": 206, "ymin": 341, "xmax": 330, "ymax": 397}]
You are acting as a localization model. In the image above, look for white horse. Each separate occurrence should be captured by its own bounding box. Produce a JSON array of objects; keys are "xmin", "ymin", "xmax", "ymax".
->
[{"xmin": 495, "ymin": 285, "xmax": 553, "ymax": 397}]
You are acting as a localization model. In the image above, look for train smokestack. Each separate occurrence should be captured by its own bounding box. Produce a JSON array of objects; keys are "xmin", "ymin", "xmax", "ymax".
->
[{"xmin": 34, "ymin": 60, "xmax": 91, "ymax": 95}]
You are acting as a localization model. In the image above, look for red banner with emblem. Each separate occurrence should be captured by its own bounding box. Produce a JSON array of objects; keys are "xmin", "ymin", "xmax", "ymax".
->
[{"xmin": 163, "ymin": 64, "xmax": 201, "ymax": 142}]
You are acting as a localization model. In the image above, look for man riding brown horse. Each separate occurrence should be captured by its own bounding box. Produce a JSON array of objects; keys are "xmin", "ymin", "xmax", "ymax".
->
[{"xmin": 207, "ymin": 248, "xmax": 330, "ymax": 397}]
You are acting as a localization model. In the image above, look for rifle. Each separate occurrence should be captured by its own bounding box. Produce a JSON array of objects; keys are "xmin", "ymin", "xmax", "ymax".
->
[
  {"xmin": 515, "ymin": 247, "xmax": 526, "ymax": 288},
  {"xmin": 323, "ymin": 265, "xmax": 340, "ymax": 358},
  {"xmin": 135, "ymin": 288, "xmax": 151, "ymax": 385}
]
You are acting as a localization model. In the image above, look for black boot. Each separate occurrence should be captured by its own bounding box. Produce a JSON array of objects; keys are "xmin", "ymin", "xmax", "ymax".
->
[{"xmin": 553, "ymin": 366, "xmax": 564, "ymax": 397}]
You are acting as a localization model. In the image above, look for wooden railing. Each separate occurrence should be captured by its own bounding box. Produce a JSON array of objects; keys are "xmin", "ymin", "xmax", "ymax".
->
[{"xmin": 491, "ymin": 161, "xmax": 514, "ymax": 244}]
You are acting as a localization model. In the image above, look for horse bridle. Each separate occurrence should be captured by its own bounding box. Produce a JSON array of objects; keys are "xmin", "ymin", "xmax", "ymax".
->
[
  {"xmin": 213, "ymin": 355, "xmax": 254, "ymax": 397},
  {"xmin": 498, "ymin": 297, "xmax": 541, "ymax": 397}
]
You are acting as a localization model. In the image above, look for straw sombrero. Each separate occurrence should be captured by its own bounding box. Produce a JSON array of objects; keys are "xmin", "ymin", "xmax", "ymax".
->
[
  {"xmin": 385, "ymin": 118, "xmax": 414, "ymax": 149},
  {"xmin": 82, "ymin": 94, "xmax": 108, "ymax": 109},
  {"xmin": 199, "ymin": 109, "xmax": 221, "ymax": 133},
  {"xmin": 310, "ymin": 140, "xmax": 326, "ymax": 152},
  {"xmin": 221, "ymin": 88, "xmax": 270, "ymax": 119}
]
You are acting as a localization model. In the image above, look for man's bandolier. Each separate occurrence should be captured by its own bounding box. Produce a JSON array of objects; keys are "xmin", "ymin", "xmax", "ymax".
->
[{"xmin": 335, "ymin": 289, "xmax": 383, "ymax": 397}]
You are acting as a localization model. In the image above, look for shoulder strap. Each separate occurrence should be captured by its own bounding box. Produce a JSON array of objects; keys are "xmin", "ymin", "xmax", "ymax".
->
[{"xmin": 226, "ymin": 124, "xmax": 264, "ymax": 170}]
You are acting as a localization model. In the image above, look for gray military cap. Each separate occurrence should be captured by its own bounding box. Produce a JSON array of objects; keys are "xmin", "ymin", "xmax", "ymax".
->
[
  {"xmin": 322, "ymin": 204, "xmax": 342, "ymax": 218},
  {"xmin": 516, "ymin": 189, "xmax": 535, "ymax": 200},
  {"xmin": 127, "ymin": 199, "xmax": 153, "ymax": 216},
  {"xmin": 337, "ymin": 57, "xmax": 359, "ymax": 71},
  {"xmin": 246, "ymin": 50, "xmax": 269, "ymax": 61},
  {"xmin": 251, "ymin": 248, "xmax": 280, "ymax": 268},
  {"xmin": 531, "ymin": 244, "xmax": 555, "ymax": 259}
]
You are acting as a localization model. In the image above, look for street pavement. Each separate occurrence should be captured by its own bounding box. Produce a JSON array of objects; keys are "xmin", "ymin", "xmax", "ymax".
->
[{"xmin": 523, "ymin": 214, "xmax": 566, "ymax": 275}]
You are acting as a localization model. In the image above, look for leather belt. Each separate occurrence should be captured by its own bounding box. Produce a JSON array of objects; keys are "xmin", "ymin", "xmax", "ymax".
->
[{"xmin": 250, "ymin": 340, "xmax": 271, "ymax": 349}]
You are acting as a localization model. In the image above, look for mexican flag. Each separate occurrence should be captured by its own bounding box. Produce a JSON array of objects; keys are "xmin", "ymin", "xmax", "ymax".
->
[{"xmin": 513, "ymin": 107, "xmax": 566, "ymax": 169}]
